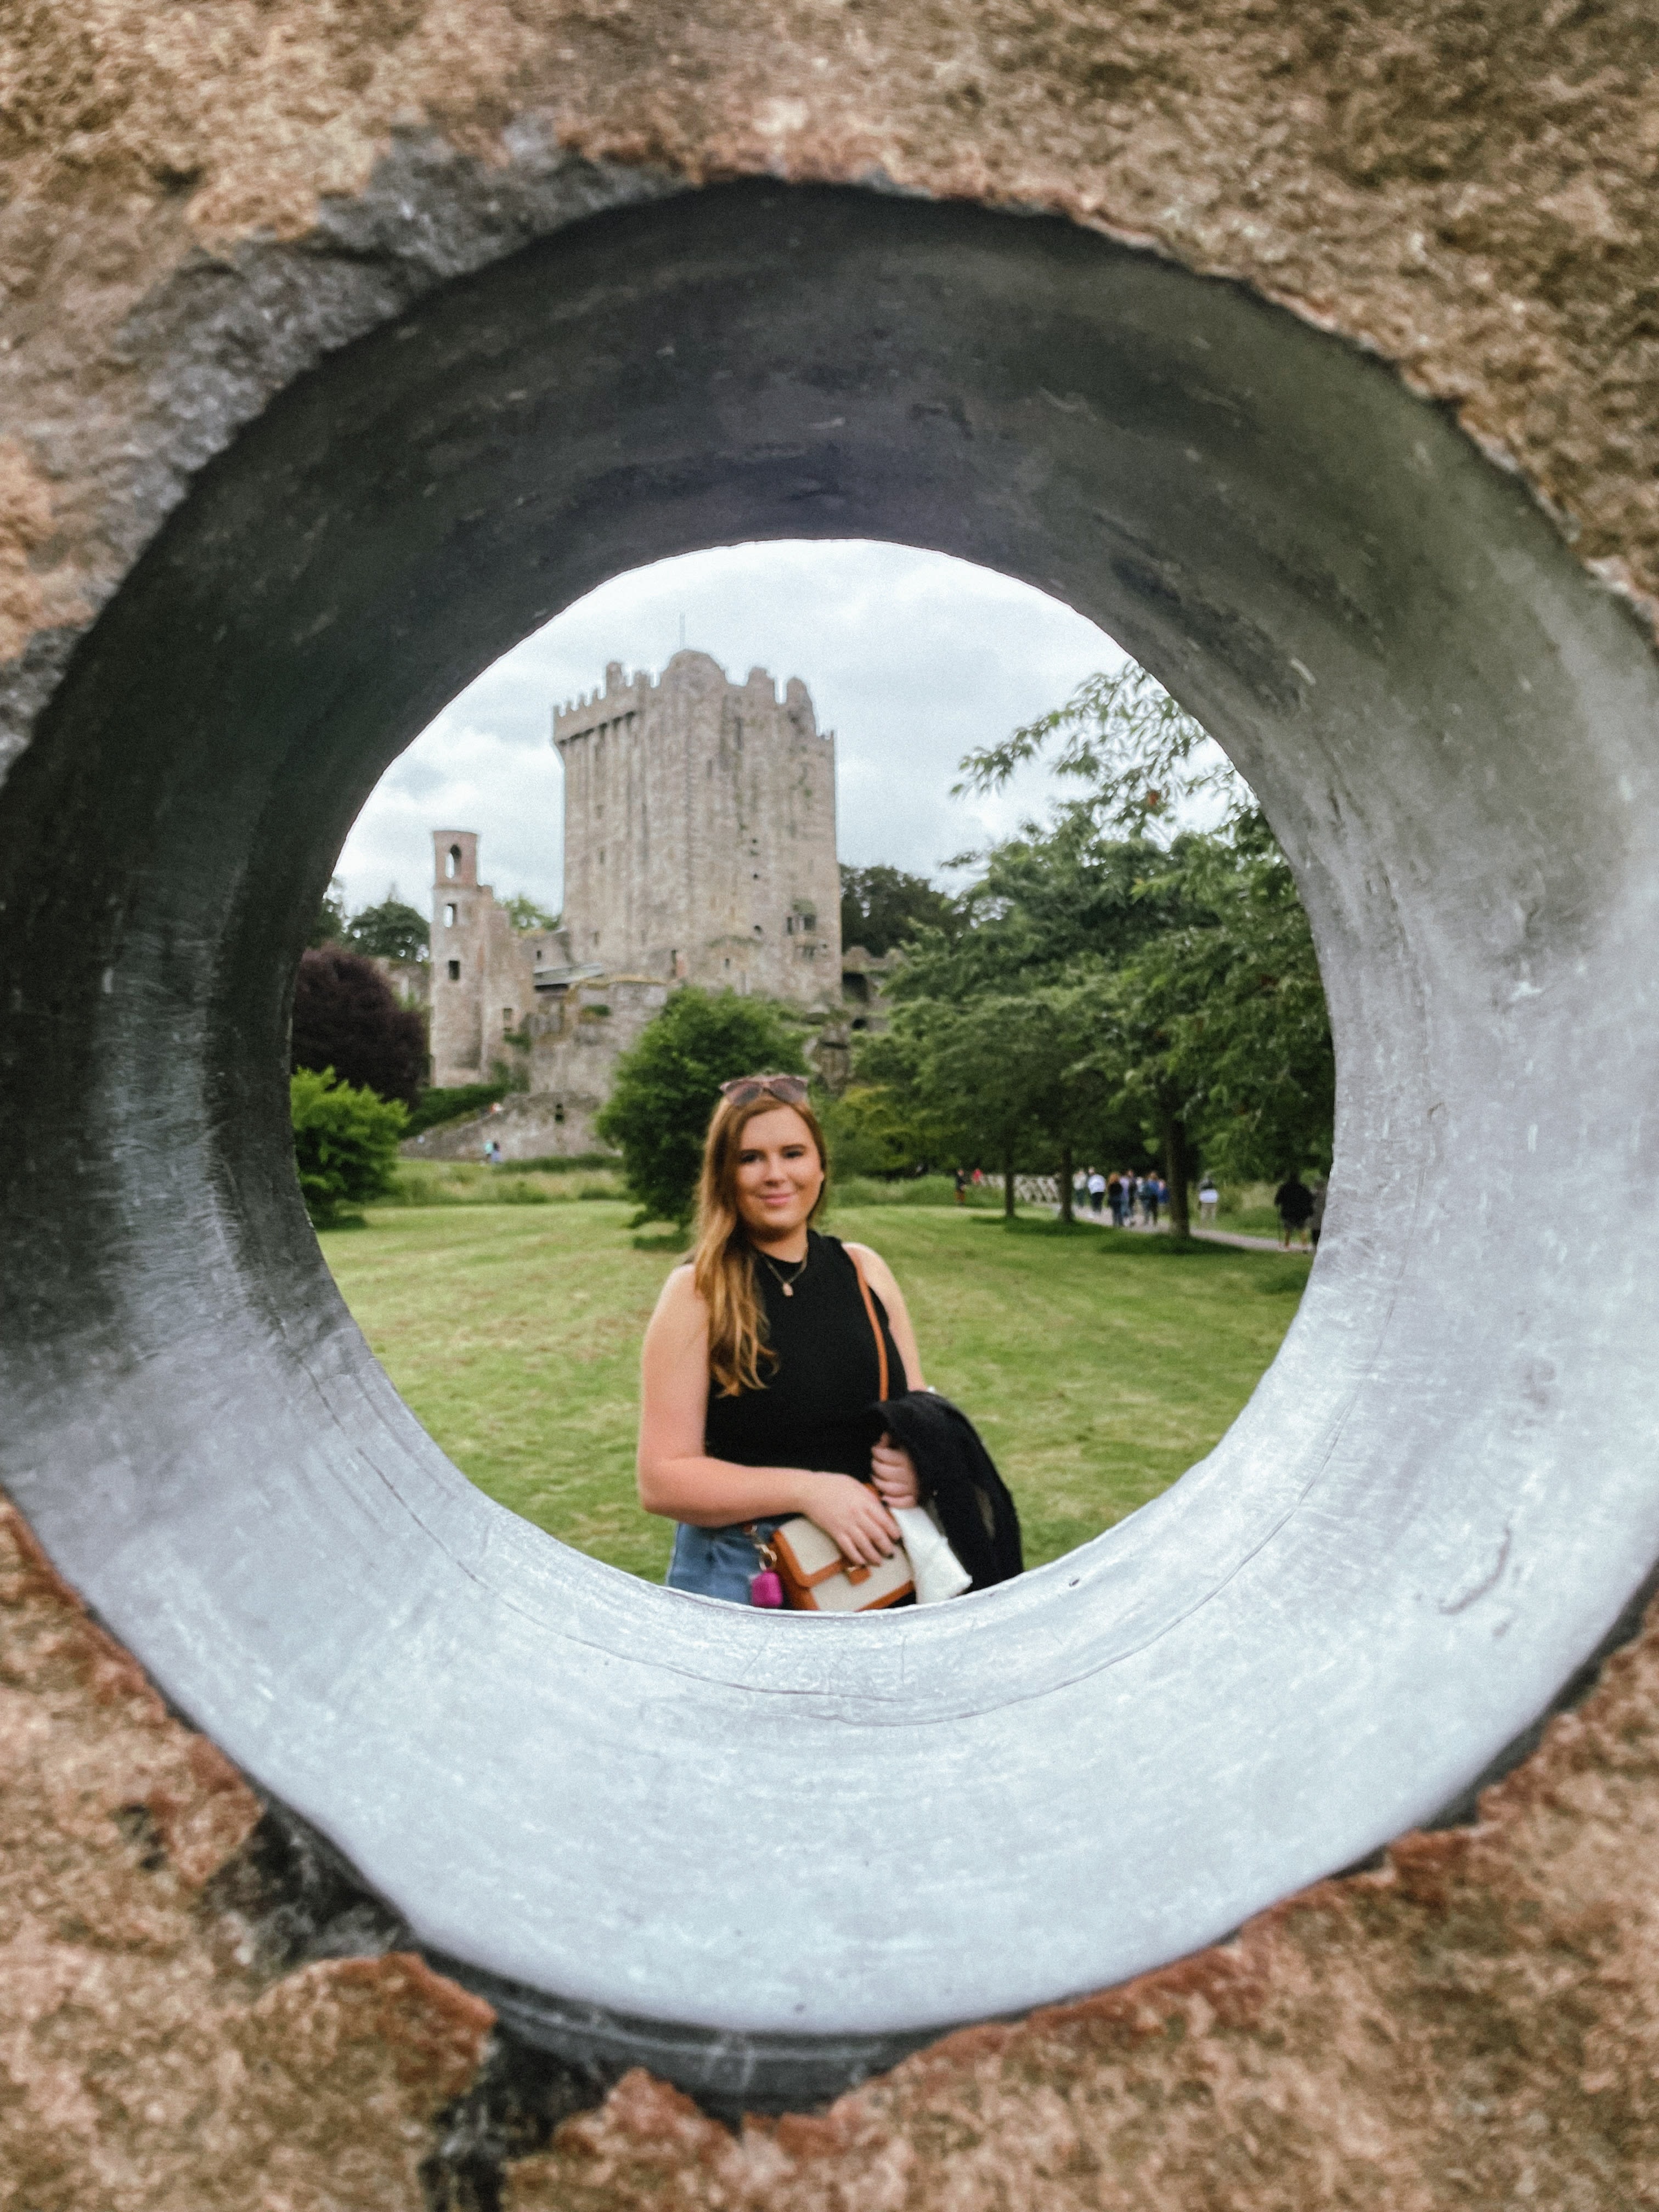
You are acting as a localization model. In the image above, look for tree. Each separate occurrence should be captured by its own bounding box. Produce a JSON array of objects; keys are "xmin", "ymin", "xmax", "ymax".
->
[
  {"xmin": 1113, "ymin": 823, "xmax": 1333, "ymax": 1189},
  {"xmin": 888, "ymin": 815, "xmax": 1175, "ymax": 1005},
  {"xmin": 815, "ymin": 1081, "xmax": 939, "ymax": 1179},
  {"xmin": 345, "ymin": 891, "xmax": 430, "ymax": 964},
  {"xmin": 291, "ymin": 948, "xmax": 427, "ymax": 1108},
  {"xmin": 952, "ymin": 662, "xmax": 1334, "ymax": 1222},
  {"xmin": 860, "ymin": 977, "xmax": 1129, "ymax": 1219},
  {"xmin": 308, "ymin": 877, "xmax": 348, "ymax": 949},
  {"xmin": 501, "ymin": 891, "xmax": 562, "ymax": 932},
  {"xmin": 595, "ymin": 988, "xmax": 809, "ymax": 1228},
  {"xmin": 838, "ymin": 865, "xmax": 957, "ymax": 957},
  {"xmin": 290, "ymin": 1068, "xmax": 408, "ymax": 1226},
  {"xmin": 957, "ymin": 662, "xmax": 1246, "ymax": 842}
]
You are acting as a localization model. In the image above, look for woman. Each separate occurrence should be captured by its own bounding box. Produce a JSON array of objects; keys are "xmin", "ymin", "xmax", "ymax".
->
[{"xmin": 637, "ymin": 1072, "xmax": 926, "ymax": 1602}]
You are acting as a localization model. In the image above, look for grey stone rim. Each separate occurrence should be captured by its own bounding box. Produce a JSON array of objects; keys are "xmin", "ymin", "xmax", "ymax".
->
[{"xmin": 3, "ymin": 182, "xmax": 1657, "ymax": 2106}]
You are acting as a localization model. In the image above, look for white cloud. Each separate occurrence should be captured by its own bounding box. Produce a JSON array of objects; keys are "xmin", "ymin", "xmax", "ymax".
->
[{"xmin": 331, "ymin": 540, "xmax": 1128, "ymax": 916}]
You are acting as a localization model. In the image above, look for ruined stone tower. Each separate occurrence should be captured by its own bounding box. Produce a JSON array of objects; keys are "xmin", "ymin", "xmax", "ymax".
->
[
  {"xmin": 553, "ymin": 651, "xmax": 841, "ymax": 1003},
  {"xmin": 427, "ymin": 830, "xmax": 549, "ymax": 1090}
]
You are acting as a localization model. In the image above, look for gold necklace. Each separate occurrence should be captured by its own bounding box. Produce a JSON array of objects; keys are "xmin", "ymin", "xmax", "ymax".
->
[{"xmin": 757, "ymin": 1244, "xmax": 811, "ymax": 1298}]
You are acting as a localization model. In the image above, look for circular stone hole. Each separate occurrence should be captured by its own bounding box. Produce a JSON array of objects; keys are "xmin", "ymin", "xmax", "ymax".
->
[
  {"xmin": 323, "ymin": 534, "xmax": 1258, "ymax": 1585},
  {"xmin": 4, "ymin": 182, "xmax": 1658, "ymax": 2106}
]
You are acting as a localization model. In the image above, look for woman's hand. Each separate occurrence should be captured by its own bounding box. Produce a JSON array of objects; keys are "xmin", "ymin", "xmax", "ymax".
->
[
  {"xmin": 795, "ymin": 1472, "xmax": 901, "ymax": 1567},
  {"xmin": 870, "ymin": 1434, "xmax": 920, "ymax": 1510}
]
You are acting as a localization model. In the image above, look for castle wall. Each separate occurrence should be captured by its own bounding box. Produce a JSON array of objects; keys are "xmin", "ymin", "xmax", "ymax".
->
[
  {"xmin": 525, "ymin": 976, "xmax": 671, "ymax": 1155},
  {"xmin": 555, "ymin": 652, "xmax": 840, "ymax": 1007}
]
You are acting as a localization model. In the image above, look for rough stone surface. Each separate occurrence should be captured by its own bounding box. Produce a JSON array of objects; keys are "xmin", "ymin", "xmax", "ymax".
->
[
  {"xmin": 507, "ymin": 1616, "xmax": 1659, "ymax": 2208},
  {"xmin": 3, "ymin": 0, "xmax": 1659, "ymax": 768},
  {"xmin": 0, "ymin": 1498, "xmax": 494, "ymax": 2211},
  {"xmin": 7, "ymin": 0, "xmax": 1659, "ymax": 2199},
  {"xmin": 14, "ymin": 1452, "xmax": 1659, "ymax": 2204}
]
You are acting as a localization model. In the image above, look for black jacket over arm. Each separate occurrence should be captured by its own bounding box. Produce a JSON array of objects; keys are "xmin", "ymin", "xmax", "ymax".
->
[{"xmin": 876, "ymin": 1390, "xmax": 1024, "ymax": 1590}]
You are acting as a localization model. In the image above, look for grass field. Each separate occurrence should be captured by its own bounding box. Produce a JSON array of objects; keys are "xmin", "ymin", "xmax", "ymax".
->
[{"xmin": 319, "ymin": 1199, "xmax": 1308, "ymax": 1582}]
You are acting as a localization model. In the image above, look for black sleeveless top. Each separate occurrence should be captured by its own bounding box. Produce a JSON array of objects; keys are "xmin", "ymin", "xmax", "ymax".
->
[{"xmin": 704, "ymin": 1231, "xmax": 904, "ymax": 1482}]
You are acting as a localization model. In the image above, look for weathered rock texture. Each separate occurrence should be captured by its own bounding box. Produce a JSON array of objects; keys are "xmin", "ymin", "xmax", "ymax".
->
[
  {"xmin": 509, "ymin": 1622, "xmax": 1659, "ymax": 2210},
  {"xmin": 7, "ymin": 0, "xmax": 1659, "ymax": 2202},
  {"xmin": 0, "ymin": 1500, "xmax": 493, "ymax": 2211},
  {"xmin": 3, "ymin": 0, "xmax": 1658, "ymax": 745},
  {"xmin": 12, "ymin": 1449, "xmax": 1659, "ymax": 2204}
]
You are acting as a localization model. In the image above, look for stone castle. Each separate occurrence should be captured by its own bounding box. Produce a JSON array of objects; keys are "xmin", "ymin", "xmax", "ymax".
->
[{"xmin": 424, "ymin": 651, "xmax": 877, "ymax": 1158}]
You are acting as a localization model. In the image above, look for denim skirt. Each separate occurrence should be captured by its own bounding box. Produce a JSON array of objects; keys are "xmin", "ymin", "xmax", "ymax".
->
[{"xmin": 666, "ymin": 1516, "xmax": 785, "ymax": 1604}]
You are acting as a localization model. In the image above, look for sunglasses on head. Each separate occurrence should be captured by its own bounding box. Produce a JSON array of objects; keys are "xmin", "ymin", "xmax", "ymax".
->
[{"xmin": 719, "ymin": 1073, "xmax": 810, "ymax": 1107}]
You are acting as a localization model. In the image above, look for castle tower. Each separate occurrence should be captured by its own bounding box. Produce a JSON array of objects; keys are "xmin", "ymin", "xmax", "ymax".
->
[
  {"xmin": 428, "ymin": 830, "xmax": 545, "ymax": 1088},
  {"xmin": 552, "ymin": 652, "xmax": 840, "ymax": 1004}
]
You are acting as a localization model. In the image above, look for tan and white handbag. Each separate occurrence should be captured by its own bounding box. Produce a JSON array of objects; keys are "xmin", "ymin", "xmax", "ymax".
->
[
  {"xmin": 757, "ymin": 1250, "xmax": 917, "ymax": 1612},
  {"xmin": 768, "ymin": 1512, "xmax": 916, "ymax": 1612}
]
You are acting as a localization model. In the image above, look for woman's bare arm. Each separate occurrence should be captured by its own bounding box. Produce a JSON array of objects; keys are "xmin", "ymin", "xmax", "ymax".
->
[
  {"xmin": 844, "ymin": 1242, "xmax": 926, "ymax": 1390},
  {"xmin": 635, "ymin": 1266, "xmax": 900, "ymax": 1562}
]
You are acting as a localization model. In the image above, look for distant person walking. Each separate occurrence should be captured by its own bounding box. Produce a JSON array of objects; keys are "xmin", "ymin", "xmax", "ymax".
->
[
  {"xmin": 1144, "ymin": 1175, "xmax": 1163, "ymax": 1228},
  {"xmin": 1309, "ymin": 1173, "xmax": 1329, "ymax": 1249},
  {"xmin": 1274, "ymin": 1172, "xmax": 1315, "ymax": 1249},
  {"xmin": 953, "ymin": 1167, "xmax": 968, "ymax": 1207},
  {"xmin": 1087, "ymin": 1169, "xmax": 1107, "ymax": 1216},
  {"xmin": 1198, "ymin": 1177, "xmax": 1220, "ymax": 1226}
]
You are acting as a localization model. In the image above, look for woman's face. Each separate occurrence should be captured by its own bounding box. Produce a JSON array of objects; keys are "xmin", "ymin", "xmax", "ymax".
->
[{"xmin": 732, "ymin": 1105, "xmax": 825, "ymax": 1241}]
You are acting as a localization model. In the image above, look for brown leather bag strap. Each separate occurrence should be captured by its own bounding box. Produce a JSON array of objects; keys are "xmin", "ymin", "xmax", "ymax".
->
[{"xmin": 849, "ymin": 1248, "xmax": 890, "ymax": 1402}]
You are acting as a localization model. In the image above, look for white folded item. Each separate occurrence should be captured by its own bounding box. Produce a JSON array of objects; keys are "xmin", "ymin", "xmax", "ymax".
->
[{"xmin": 893, "ymin": 1504, "xmax": 973, "ymax": 1605}]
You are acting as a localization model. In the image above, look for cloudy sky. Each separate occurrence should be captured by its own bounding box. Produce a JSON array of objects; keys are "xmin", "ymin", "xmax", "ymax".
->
[{"xmin": 332, "ymin": 539, "xmax": 1131, "ymax": 918}]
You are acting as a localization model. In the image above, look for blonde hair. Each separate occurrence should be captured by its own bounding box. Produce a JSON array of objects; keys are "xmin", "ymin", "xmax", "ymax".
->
[{"xmin": 692, "ymin": 1087, "xmax": 828, "ymax": 1396}]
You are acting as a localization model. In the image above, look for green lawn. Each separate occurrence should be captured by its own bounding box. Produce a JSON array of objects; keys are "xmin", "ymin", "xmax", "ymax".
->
[{"xmin": 319, "ymin": 1201, "xmax": 1308, "ymax": 1581}]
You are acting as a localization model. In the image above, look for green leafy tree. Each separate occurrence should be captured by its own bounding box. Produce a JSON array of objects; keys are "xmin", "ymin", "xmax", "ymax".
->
[
  {"xmin": 1113, "ymin": 825, "xmax": 1333, "ymax": 1190},
  {"xmin": 502, "ymin": 892, "xmax": 562, "ymax": 932},
  {"xmin": 290, "ymin": 1067, "xmax": 408, "ymax": 1226},
  {"xmin": 839, "ymin": 864, "xmax": 957, "ymax": 957},
  {"xmin": 889, "ymin": 815, "xmax": 1175, "ymax": 1005},
  {"xmin": 814, "ymin": 1082, "xmax": 935, "ymax": 1179},
  {"xmin": 951, "ymin": 662, "xmax": 1333, "ymax": 1225},
  {"xmin": 596, "ymin": 989, "xmax": 808, "ymax": 1228},
  {"xmin": 345, "ymin": 891, "xmax": 430, "ymax": 963},
  {"xmin": 308, "ymin": 877, "xmax": 348, "ymax": 949},
  {"xmin": 858, "ymin": 983, "xmax": 1118, "ymax": 1219},
  {"xmin": 957, "ymin": 662, "xmax": 1246, "ymax": 840}
]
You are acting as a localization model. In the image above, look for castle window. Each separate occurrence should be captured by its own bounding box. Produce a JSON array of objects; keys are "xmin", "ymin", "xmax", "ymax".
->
[
  {"xmin": 446, "ymin": 844, "xmax": 460, "ymax": 879},
  {"xmin": 448, "ymin": 960, "xmax": 461, "ymax": 981},
  {"xmin": 503, "ymin": 1007, "xmax": 514, "ymax": 1030},
  {"xmin": 803, "ymin": 912, "xmax": 816, "ymax": 933},
  {"xmin": 554, "ymin": 1103, "xmax": 566, "ymax": 1125},
  {"xmin": 444, "ymin": 903, "xmax": 456, "ymax": 927}
]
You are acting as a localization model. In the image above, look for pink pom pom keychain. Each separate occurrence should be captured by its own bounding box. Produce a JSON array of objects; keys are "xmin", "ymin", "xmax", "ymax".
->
[{"xmin": 744, "ymin": 1526, "xmax": 786, "ymax": 1608}]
